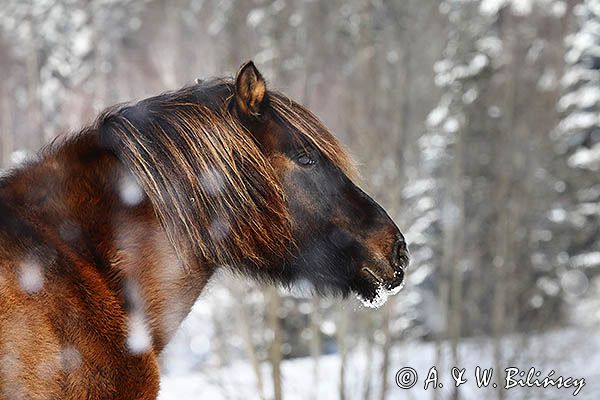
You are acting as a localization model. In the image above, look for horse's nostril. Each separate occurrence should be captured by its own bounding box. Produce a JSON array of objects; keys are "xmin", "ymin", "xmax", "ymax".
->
[
  {"xmin": 386, "ymin": 268, "xmax": 405, "ymax": 290},
  {"xmin": 391, "ymin": 238, "xmax": 409, "ymax": 271}
]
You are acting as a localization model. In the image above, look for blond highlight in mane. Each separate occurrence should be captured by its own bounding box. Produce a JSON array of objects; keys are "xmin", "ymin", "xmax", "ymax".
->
[
  {"xmin": 269, "ymin": 93, "xmax": 357, "ymax": 179},
  {"xmin": 98, "ymin": 80, "xmax": 354, "ymax": 269}
]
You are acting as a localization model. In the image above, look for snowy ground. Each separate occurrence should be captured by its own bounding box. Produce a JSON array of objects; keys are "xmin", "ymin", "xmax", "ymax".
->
[{"xmin": 159, "ymin": 327, "xmax": 600, "ymax": 400}]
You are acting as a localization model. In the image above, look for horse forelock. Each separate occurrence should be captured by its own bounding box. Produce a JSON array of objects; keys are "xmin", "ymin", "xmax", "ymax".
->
[
  {"xmin": 96, "ymin": 79, "xmax": 355, "ymax": 271},
  {"xmin": 268, "ymin": 92, "xmax": 358, "ymax": 180}
]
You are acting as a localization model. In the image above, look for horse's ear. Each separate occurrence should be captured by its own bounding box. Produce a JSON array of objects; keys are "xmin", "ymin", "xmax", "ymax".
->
[{"xmin": 235, "ymin": 61, "xmax": 267, "ymax": 118}]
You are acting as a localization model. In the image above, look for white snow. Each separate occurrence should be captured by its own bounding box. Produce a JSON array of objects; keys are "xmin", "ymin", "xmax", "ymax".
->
[
  {"xmin": 560, "ymin": 269, "xmax": 589, "ymax": 297},
  {"xmin": 72, "ymin": 26, "xmax": 92, "ymax": 58},
  {"xmin": 567, "ymin": 143, "xmax": 600, "ymax": 171},
  {"xmin": 561, "ymin": 67, "xmax": 600, "ymax": 88},
  {"xmin": 386, "ymin": 50, "xmax": 399, "ymax": 64},
  {"xmin": 510, "ymin": 0, "xmax": 533, "ymax": 16},
  {"xmin": 60, "ymin": 346, "xmax": 82, "ymax": 372},
  {"xmin": 18, "ymin": 258, "xmax": 44, "ymax": 294},
  {"xmin": 565, "ymin": 30, "xmax": 600, "ymax": 65},
  {"xmin": 530, "ymin": 293, "xmax": 544, "ymax": 308},
  {"xmin": 462, "ymin": 87, "xmax": 479, "ymax": 104},
  {"xmin": 476, "ymin": 36, "xmax": 503, "ymax": 59},
  {"xmin": 402, "ymin": 179, "xmax": 435, "ymax": 199},
  {"xmin": 199, "ymin": 168, "xmax": 225, "ymax": 196},
  {"xmin": 480, "ymin": 0, "xmax": 533, "ymax": 16},
  {"xmin": 119, "ymin": 173, "xmax": 145, "ymax": 206},
  {"xmin": 127, "ymin": 312, "xmax": 153, "ymax": 355},
  {"xmin": 536, "ymin": 276, "xmax": 560, "ymax": 296},
  {"xmin": 9, "ymin": 150, "xmax": 32, "ymax": 166},
  {"xmin": 320, "ymin": 320, "xmax": 336, "ymax": 336},
  {"xmin": 537, "ymin": 68, "xmax": 558, "ymax": 91},
  {"xmin": 487, "ymin": 105, "xmax": 503, "ymax": 118},
  {"xmin": 288, "ymin": 12, "xmax": 302, "ymax": 27},
  {"xmin": 405, "ymin": 210, "xmax": 439, "ymax": 246},
  {"xmin": 159, "ymin": 327, "xmax": 600, "ymax": 400},
  {"xmin": 570, "ymin": 252, "xmax": 600, "ymax": 269},
  {"xmin": 577, "ymin": 184, "xmax": 600, "ymax": 202},
  {"xmin": 434, "ymin": 55, "xmax": 490, "ymax": 88},
  {"xmin": 480, "ymin": 0, "xmax": 508, "ymax": 16},
  {"xmin": 559, "ymin": 112, "xmax": 599, "ymax": 134},
  {"xmin": 208, "ymin": 219, "xmax": 230, "ymax": 242},
  {"xmin": 246, "ymin": 8, "xmax": 266, "ymax": 28},
  {"xmin": 550, "ymin": 1, "xmax": 567, "ymax": 17},
  {"xmin": 426, "ymin": 105, "xmax": 449, "ymax": 127},
  {"xmin": 558, "ymin": 86, "xmax": 600, "ymax": 111},
  {"xmin": 443, "ymin": 117, "xmax": 460, "ymax": 134},
  {"xmin": 547, "ymin": 207, "xmax": 567, "ymax": 223},
  {"xmin": 356, "ymin": 278, "xmax": 405, "ymax": 309}
]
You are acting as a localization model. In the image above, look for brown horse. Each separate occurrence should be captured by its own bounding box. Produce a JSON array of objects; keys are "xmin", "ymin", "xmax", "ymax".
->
[{"xmin": 0, "ymin": 62, "xmax": 408, "ymax": 399}]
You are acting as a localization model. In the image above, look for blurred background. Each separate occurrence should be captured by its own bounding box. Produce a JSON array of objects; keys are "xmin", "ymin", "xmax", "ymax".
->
[{"xmin": 0, "ymin": 0, "xmax": 599, "ymax": 399}]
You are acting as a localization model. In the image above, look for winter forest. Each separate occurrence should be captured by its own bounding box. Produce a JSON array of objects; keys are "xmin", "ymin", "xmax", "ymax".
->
[{"xmin": 0, "ymin": 0, "xmax": 599, "ymax": 399}]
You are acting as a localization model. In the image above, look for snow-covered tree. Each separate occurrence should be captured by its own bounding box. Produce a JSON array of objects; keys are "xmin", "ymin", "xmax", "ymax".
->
[
  {"xmin": 552, "ymin": 0, "xmax": 600, "ymax": 325},
  {"xmin": 557, "ymin": 0, "xmax": 600, "ymax": 171},
  {"xmin": 0, "ymin": 0, "xmax": 142, "ymax": 143},
  {"xmin": 421, "ymin": 0, "xmax": 575, "ymax": 346}
]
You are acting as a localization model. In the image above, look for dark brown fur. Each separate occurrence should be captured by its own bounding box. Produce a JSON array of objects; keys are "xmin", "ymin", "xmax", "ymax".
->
[{"xmin": 0, "ymin": 62, "xmax": 407, "ymax": 399}]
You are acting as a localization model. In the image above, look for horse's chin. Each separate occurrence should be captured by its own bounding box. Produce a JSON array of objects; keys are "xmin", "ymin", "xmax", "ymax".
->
[
  {"xmin": 353, "ymin": 278, "xmax": 405, "ymax": 309},
  {"xmin": 284, "ymin": 274, "xmax": 404, "ymax": 308}
]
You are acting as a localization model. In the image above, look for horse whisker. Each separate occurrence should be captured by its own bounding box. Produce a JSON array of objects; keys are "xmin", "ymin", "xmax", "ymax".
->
[{"xmin": 362, "ymin": 267, "xmax": 383, "ymax": 284}]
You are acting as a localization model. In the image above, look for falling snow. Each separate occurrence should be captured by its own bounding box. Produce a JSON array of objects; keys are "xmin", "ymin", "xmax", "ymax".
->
[
  {"xmin": 119, "ymin": 173, "xmax": 145, "ymax": 206},
  {"xmin": 127, "ymin": 312, "xmax": 153, "ymax": 355},
  {"xmin": 208, "ymin": 219, "xmax": 230, "ymax": 242},
  {"xmin": 571, "ymin": 252, "xmax": 600, "ymax": 269},
  {"xmin": 0, "ymin": 1, "xmax": 598, "ymax": 398},
  {"xmin": 60, "ymin": 347, "xmax": 82, "ymax": 372},
  {"xmin": 199, "ymin": 168, "xmax": 225, "ymax": 196},
  {"xmin": 18, "ymin": 258, "xmax": 44, "ymax": 295}
]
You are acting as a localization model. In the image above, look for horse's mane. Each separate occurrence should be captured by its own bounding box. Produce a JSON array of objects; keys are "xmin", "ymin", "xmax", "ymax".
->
[{"xmin": 97, "ymin": 79, "xmax": 354, "ymax": 269}]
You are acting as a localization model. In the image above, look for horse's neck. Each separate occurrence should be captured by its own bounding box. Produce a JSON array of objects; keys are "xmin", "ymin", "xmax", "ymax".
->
[
  {"xmin": 1, "ymin": 133, "xmax": 211, "ymax": 352},
  {"xmin": 108, "ymin": 210, "xmax": 211, "ymax": 351}
]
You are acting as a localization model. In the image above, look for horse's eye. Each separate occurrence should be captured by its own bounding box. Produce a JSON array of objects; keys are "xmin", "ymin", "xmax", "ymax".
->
[{"xmin": 296, "ymin": 152, "xmax": 316, "ymax": 166}]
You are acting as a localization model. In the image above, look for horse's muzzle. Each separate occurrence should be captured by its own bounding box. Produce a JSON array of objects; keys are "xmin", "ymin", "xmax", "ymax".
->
[{"xmin": 386, "ymin": 235, "xmax": 409, "ymax": 290}]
